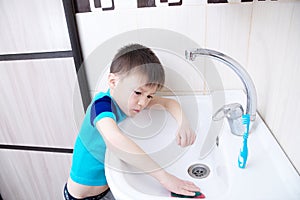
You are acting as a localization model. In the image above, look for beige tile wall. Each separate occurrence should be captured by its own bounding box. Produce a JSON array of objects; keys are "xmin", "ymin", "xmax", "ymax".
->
[
  {"xmin": 0, "ymin": 58, "xmax": 81, "ymax": 148},
  {"xmin": 247, "ymin": 1, "xmax": 300, "ymax": 172},
  {"xmin": 0, "ymin": 0, "xmax": 84, "ymax": 199},
  {"xmin": 0, "ymin": 149, "xmax": 72, "ymax": 199},
  {"xmin": 203, "ymin": 0, "xmax": 300, "ymax": 173},
  {"xmin": 0, "ymin": 0, "xmax": 71, "ymax": 54}
]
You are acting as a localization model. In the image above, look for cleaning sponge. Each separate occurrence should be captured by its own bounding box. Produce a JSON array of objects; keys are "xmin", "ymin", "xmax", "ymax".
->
[{"xmin": 171, "ymin": 191, "xmax": 205, "ymax": 198}]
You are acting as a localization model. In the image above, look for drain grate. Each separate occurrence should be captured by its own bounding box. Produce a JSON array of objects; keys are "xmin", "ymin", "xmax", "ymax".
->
[{"xmin": 188, "ymin": 164, "xmax": 210, "ymax": 179}]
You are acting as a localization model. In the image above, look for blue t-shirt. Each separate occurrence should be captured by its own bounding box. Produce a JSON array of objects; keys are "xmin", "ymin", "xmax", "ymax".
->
[{"xmin": 70, "ymin": 90, "xmax": 127, "ymax": 186}]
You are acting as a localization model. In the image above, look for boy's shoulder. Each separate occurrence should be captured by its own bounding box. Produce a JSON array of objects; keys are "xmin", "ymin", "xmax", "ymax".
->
[
  {"xmin": 92, "ymin": 90, "xmax": 111, "ymax": 102},
  {"xmin": 89, "ymin": 89, "xmax": 127, "ymax": 124}
]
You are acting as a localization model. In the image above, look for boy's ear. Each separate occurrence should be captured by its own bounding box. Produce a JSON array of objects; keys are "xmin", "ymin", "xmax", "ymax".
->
[{"xmin": 108, "ymin": 73, "xmax": 119, "ymax": 89}]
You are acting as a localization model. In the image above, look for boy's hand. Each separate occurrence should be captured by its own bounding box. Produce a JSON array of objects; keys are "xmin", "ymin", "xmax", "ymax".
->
[
  {"xmin": 159, "ymin": 172, "xmax": 201, "ymax": 196},
  {"xmin": 176, "ymin": 118, "xmax": 196, "ymax": 147},
  {"xmin": 147, "ymin": 97, "xmax": 197, "ymax": 147}
]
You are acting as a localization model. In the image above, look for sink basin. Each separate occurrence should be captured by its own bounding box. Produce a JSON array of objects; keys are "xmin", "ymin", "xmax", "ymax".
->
[
  {"xmin": 105, "ymin": 91, "xmax": 300, "ymax": 200},
  {"xmin": 120, "ymin": 144, "xmax": 230, "ymax": 199}
]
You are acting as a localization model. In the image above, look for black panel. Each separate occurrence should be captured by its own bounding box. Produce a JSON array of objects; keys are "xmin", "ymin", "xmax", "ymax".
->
[
  {"xmin": 169, "ymin": 0, "xmax": 182, "ymax": 6},
  {"xmin": 74, "ymin": 0, "xmax": 91, "ymax": 13},
  {"xmin": 62, "ymin": 0, "xmax": 91, "ymax": 111},
  {"xmin": 137, "ymin": 0, "xmax": 156, "ymax": 8},
  {"xmin": 0, "ymin": 144, "xmax": 73, "ymax": 154},
  {"xmin": 208, "ymin": 0, "xmax": 228, "ymax": 3},
  {"xmin": 0, "ymin": 51, "xmax": 73, "ymax": 61},
  {"xmin": 94, "ymin": 0, "xmax": 102, "ymax": 8}
]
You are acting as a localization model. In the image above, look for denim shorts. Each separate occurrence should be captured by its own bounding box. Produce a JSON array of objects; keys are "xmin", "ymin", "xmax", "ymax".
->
[{"xmin": 63, "ymin": 184, "xmax": 115, "ymax": 200}]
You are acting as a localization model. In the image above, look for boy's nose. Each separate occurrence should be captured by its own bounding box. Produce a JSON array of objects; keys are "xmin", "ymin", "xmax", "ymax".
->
[{"xmin": 138, "ymin": 97, "xmax": 147, "ymax": 107}]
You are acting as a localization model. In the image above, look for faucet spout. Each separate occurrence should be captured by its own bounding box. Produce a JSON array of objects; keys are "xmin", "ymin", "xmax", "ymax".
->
[{"xmin": 185, "ymin": 48, "xmax": 257, "ymax": 121}]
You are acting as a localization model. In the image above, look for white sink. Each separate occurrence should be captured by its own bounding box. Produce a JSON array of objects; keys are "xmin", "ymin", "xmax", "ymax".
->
[{"xmin": 105, "ymin": 91, "xmax": 300, "ymax": 200}]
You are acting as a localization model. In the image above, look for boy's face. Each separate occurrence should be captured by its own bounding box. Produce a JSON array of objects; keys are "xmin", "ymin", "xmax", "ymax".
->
[{"xmin": 109, "ymin": 72, "xmax": 157, "ymax": 117}]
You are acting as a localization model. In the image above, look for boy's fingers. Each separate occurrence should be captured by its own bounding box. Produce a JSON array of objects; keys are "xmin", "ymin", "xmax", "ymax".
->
[
  {"xmin": 191, "ymin": 131, "xmax": 197, "ymax": 144},
  {"xmin": 180, "ymin": 133, "xmax": 187, "ymax": 147},
  {"xmin": 176, "ymin": 134, "xmax": 181, "ymax": 146},
  {"xmin": 177, "ymin": 129, "xmax": 197, "ymax": 147},
  {"xmin": 180, "ymin": 190, "xmax": 197, "ymax": 196},
  {"xmin": 179, "ymin": 188, "xmax": 201, "ymax": 197},
  {"xmin": 183, "ymin": 182, "xmax": 200, "ymax": 191},
  {"xmin": 176, "ymin": 133, "xmax": 183, "ymax": 147}
]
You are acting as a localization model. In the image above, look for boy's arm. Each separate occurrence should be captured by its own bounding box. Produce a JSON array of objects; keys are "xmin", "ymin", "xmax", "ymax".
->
[
  {"xmin": 147, "ymin": 96, "xmax": 196, "ymax": 147},
  {"xmin": 96, "ymin": 118, "xmax": 200, "ymax": 196}
]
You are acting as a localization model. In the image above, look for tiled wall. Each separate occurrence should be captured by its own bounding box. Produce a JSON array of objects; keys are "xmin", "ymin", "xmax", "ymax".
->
[
  {"xmin": 248, "ymin": 1, "xmax": 300, "ymax": 173},
  {"xmin": 0, "ymin": 0, "xmax": 85, "ymax": 199},
  {"xmin": 75, "ymin": 0, "xmax": 300, "ymax": 173}
]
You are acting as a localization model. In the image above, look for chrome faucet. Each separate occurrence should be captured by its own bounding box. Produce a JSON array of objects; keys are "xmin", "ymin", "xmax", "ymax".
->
[{"xmin": 185, "ymin": 48, "xmax": 257, "ymax": 136}]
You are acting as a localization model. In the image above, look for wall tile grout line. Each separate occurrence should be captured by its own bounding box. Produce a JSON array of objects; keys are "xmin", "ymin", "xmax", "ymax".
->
[
  {"xmin": 0, "ymin": 144, "xmax": 73, "ymax": 154},
  {"xmin": 0, "ymin": 50, "xmax": 73, "ymax": 61}
]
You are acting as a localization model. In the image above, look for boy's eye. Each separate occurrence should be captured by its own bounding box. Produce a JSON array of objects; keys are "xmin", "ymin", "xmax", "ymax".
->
[
  {"xmin": 134, "ymin": 91, "xmax": 142, "ymax": 95},
  {"xmin": 134, "ymin": 91, "xmax": 153, "ymax": 99}
]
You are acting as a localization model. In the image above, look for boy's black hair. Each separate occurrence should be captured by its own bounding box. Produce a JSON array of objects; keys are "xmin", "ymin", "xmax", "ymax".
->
[{"xmin": 110, "ymin": 44, "xmax": 165, "ymax": 90}]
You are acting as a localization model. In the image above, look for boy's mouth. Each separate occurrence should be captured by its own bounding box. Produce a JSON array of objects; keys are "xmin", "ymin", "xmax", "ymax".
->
[{"xmin": 132, "ymin": 109, "xmax": 140, "ymax": 113}]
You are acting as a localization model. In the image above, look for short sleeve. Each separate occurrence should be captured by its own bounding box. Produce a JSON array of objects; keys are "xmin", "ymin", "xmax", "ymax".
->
[{"xmin": 90, "ymin": 96, "xmax": 116, "ymax": 126}]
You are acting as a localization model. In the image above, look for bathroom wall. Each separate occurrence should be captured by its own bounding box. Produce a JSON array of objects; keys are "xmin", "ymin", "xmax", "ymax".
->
[
  {"xmin": 247, "ymin": 1, "xmax": 300, "ymax": 174},
  {"xmin": 0, "ymin": 0, "xmax": 85, "ymax": 199},
  {"xmin": 74, "ymin": 0, "xmax": 300, "ymax": 173}
]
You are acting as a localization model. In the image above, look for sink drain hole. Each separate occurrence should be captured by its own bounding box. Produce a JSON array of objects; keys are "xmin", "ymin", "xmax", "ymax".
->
[{"xmin": 188, "ymin": 164, "xmax": 210, "ymax": 179}]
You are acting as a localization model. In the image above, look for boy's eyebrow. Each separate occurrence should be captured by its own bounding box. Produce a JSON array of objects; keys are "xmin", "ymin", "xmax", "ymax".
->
[{"xmin": 137, "ymin": 87, "xmax": 156, "ymax": 95}]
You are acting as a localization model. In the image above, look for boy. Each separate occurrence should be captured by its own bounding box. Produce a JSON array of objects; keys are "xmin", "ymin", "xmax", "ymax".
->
[{"xmin": 64, "ymin": 44, "xmax": 200, "ymax": 199}]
